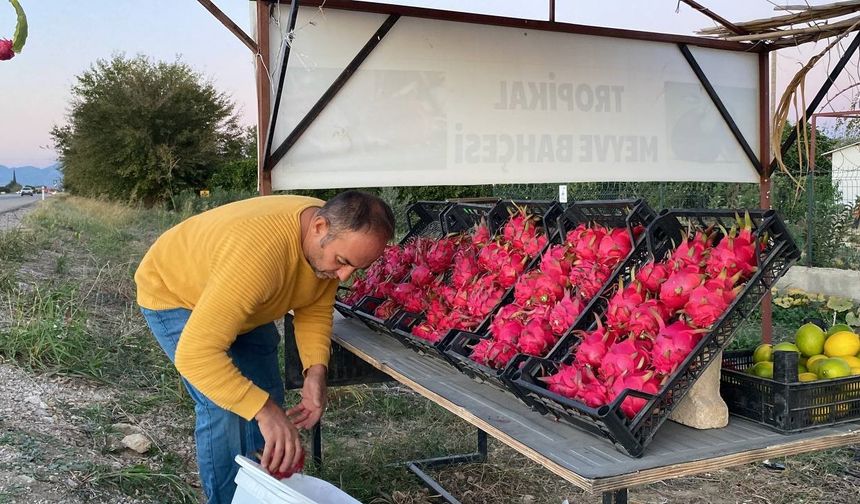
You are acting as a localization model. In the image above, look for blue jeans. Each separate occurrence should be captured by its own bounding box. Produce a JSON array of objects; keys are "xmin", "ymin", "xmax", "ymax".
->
[{"xmin": 140, "ymin": 307, "xmax": 285, "ymax": 504}]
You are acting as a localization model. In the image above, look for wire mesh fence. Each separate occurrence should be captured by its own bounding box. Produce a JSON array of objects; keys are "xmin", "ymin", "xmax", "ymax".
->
[{"xmin": 365, "ymin": 175, "xmax": 859, "ymax": 271}]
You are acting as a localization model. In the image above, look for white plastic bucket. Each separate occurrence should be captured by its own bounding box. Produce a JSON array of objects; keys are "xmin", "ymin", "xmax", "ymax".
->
[{"xmin": 231, "ymin": 455, "xmax": 361, "ymax": 504}]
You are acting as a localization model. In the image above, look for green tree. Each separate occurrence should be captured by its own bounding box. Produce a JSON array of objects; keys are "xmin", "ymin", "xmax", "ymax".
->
[
  {"xmin": 51, "ymin": 54, "xmax": 240, "ymax": 204},
  {"xmin": 208, "ymin": 126, "xmax": 258, "ymax": 192}
]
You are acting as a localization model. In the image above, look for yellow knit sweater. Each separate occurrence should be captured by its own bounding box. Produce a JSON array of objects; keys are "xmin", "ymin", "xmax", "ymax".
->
[{"xmin": 135, "ymin": 195, "xmax": 338, "ymax": 420}]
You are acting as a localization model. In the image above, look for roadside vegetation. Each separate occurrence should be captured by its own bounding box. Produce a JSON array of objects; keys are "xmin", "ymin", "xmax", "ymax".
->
[{"xmin": 0, "ymin": 196, "xmax": 857, "ymax": 503}]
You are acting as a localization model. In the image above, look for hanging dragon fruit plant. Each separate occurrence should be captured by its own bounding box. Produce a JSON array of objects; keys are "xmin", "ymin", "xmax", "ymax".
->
[{"xmin": 1, "ymin": 0, "xmax": 27, "ymax": 61}]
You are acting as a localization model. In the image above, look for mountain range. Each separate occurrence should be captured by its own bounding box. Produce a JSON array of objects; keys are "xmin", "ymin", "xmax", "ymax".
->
[{"xmin": 0, "ymin": 164, "xmax": 63, "ymax": 187}]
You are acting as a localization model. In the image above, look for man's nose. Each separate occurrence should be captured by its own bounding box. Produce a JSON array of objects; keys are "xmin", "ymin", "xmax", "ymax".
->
[{"xmin": 336, "ymin": 266, "xmax": 356, "ymax": 282}]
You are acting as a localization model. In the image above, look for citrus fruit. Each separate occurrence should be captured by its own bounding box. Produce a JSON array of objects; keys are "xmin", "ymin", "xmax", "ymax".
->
[
  {"xmin": 852, "ymin": 367, "xmax": 860, "ymax": 376},
  {"xmin": 839, "ymin": 355, "xmax": 860, "ymax": 368},
  {"xmin": 798, "ymin": 363, "xmax": 808, "ymax": 374},
  {"xmin": 816, "ymin": 358, "xmax": 852, "ymax": 379},
  {"xmin": 826, "ymin": 323, "xmax": 853, "ymax": 336},
  {"xmin": 806, "ymin": 354, "xmax": 828, "ymax": 374},
  {"xmin": 752, "ymin": 344, "xmax": 773, "ymax": 363},
  {"xmin": 752, "ymin": 361, "xmax": 774, "ymax": 379},
  {"xmin": 773, "ymin": 342, "xmax": 800, "ymax": 354},
  {"xmin": 798, "ymin": 372, "xmax": 818, "ymax": 382},
  {"xmin": 795, "ymin": 323, "xmax": 826, "ymax": 357},
  {"xmin": 823, "ymin": 331, "xmax": 860, "ymax": 357}
]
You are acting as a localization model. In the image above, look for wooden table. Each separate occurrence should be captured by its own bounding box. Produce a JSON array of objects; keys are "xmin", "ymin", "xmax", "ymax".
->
[{"xmin": 330, "ymin": 314, "xmax": 860, "ymax": 502}]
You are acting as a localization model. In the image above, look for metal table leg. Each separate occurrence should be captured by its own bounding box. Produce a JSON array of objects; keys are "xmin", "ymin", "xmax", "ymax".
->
[
  {"xmin": 405, "ymin": 429, "xmax": 488, "ymax": 504},
  {"xmin": 602, "ymin": 488, "xmax": 628, "ymax": 504}
]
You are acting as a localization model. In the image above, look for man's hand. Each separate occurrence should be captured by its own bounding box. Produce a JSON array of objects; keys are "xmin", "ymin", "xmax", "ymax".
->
[
  {"xmin": 287, "ymin": 364, "xmax": 327, "ymax": 430},
  {"xmin": 255, "ymin": 398, "xmax": 304, "ymax": 475}
]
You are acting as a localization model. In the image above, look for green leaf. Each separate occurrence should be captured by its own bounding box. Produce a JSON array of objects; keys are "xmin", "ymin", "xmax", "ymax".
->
[
  {"xmin": 10, "ymin": 0, "xmax": 27, "ymax": 53},
  {"xmin": 846, "ymin": 310, "xmax": 860, "ymax": 328},
  {"xmin": 826, "ymin": 296, "xmax": 854, "ymax": 313}
]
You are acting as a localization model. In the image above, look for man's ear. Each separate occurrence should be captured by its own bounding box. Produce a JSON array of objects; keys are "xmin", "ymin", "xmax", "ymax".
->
[{"xmin": 311, "ymin": 215, "xmax": 330, "ymax": 238}]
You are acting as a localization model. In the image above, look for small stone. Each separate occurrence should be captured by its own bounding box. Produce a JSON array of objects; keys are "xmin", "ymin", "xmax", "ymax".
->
[
  {"xmin": 121, "ymin": 433, "xmax": 152, "ymax": 454},
  {"xmin": 522, "ymin": 495, "xmax": 536, "ymax": 504}
]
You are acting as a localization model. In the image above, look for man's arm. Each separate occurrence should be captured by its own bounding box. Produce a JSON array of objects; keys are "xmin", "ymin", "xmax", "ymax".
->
[
  {"xmin": 173, "ymin": 233, "xmax": 303, "ymax": 473},
  {"xmin": 287, "ymin": 280, "xmax": 338, "ymax": 429}
]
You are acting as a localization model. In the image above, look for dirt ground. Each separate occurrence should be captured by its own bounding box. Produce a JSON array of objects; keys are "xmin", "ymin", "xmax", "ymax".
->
[{"xmin": 1, "ymin": 202, "xmax": 859, "ymax": 504}]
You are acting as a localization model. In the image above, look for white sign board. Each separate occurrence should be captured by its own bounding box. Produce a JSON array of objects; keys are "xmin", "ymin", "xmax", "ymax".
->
[{"xmin": 263, "ymin": 7, "xmax": 761, "ymax": 190}]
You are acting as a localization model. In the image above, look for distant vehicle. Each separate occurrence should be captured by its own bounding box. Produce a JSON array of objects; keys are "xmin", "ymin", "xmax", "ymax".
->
[{"xmin": 20, "ymin": 186, "xmax": 34, "ymax": 196}]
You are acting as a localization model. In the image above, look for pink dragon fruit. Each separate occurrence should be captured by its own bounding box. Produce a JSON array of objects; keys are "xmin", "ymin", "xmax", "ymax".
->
[
  {"xmin": 650, "ymin": 320, "xmax": 704, "ymax": 375},
  {"xmin": 541, "ymin": 364, "xmax": 581, "ymax": 398},
  {"xmin": 575, "ymin": 367, "xmax": 611, "ymax": 408},
  {"xmin": 0, "ymin": 39, "xmax": 14, "ymax": 61},
  {"xmin": 659, "ymin": 266, "xmax": 704, "ymax": 311},
  {"xmin": 609, "ymin": 371, "xmax": 661, "ymax": 419},
  {"xmin": 626, "ymin": 299, "xmax": 669, "ymax": 338},
  {"xmin": 426, "ymin": 237, "xmax": 458, "ymax": 273},
  {"xmin": 470, "ymin": 338, "xmax": 519, "ymax": 369},
  {"xmin": 451, "ymin": 249, "xmax": 480, "ymax": 289},
  {"xmin": 540, "ymin": 244, "xmax": 572, "ymax": 286},
  {"xmin": 683, "ymin": 285, "xmax": 736, "ymax": 328},
  {"xmin": 572, "ymin": 319, "xmax": 616, "ymax": 368},
  {"xmin": 548, "ymin": 290, "xmax": 583, "ymax": 336},
  {"xmin": 599, "ymin": 338, "xmax": 648, "ymax": 380},
  {"xmin": 636, "ymin": 261, "xmax": 670, "ymax": 294},
  {"xmin": 597, "ymin": 228, "xmax": 633, "ymax": 262},
  {"xmin": 517, "ymin": 318, "xmax": 556, "ymax": 356}
]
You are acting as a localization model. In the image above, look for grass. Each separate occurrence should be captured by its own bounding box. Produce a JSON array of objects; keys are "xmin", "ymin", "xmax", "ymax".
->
[{"xmin": 0, "ymin": 194, "xmax": 857, "ymax": 503}]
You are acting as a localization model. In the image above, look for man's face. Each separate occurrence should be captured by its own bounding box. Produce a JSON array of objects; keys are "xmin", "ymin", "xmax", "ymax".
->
[{"xmin": 304, "ymin": 218, "xmax": 387, "ymax": 281}]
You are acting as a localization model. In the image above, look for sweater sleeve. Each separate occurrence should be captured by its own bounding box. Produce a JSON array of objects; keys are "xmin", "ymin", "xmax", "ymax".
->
[
  {"xmin": 292, "ymin": 279, "xmax": 338, "ymax": 374},
  {"xmin": 173, "ymin": 233, "xmax": 279, "ymax": 421}
]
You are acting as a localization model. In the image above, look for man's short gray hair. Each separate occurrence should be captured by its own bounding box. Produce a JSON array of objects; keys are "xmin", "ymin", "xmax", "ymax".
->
[{"xmin": 316, "ymin": 190, "xmax": 395, "ymax": 242}]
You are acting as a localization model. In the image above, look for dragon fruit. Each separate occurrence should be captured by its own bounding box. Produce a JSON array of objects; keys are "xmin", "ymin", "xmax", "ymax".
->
[
  {"xmin": 683, "ymin": 285, "xmax": 736, "ymax": 328},
  {"xmin": 669, "ymin": 230, "xmax": 711, "ymax": 271},
  {"xmin": 517, "ymin": 318, "xmax": 556, "ymax": 356},
  {"xmin": 548, "ymin": 290, "xmax": 583, "ymax": 336},
  {"xmin": 609, "ymin": 371, "xmax": 661, "ymax": 419},
  {"xmin": 470, "ymin": 338, "xmax": 518, "ymax": 369},
  {"xmin": 659, "ymin": 266, "xmax": 704, "ymax": 311},
  {"xmin": 651, "ymin": 320, "xmax": 704, "ymax": 375},
  {"xmin": 540, "ymin": 364, "xmax": 582, "ymax": 398},
  {"xmin": 0, "ymin": 39, "xmax": 13, "ymax": 61},
  {"xmin": 575, "ymin": 367, "xmax": 611, "ymax": 408},
  {"xmin": 426, "ymin": 237, "xmax": 458, "ymax": 273},
  {"xmin": 451, "ymin": 249, "xmax": 480, "ymax": 289},
  {"xmin": 626, "ymin": 300, "xmax": 669, "ymax": 338},
  {"xmin": 599, "ymin": 338, "xmax": 649, "ymax": 380},
  {"xmin": 572, "ymin": 319, "xmax": 616, "ymax": 368},
  {"xmin": 636, "ymin": 261, "xmax": 670, "ymax": 294},
  {"xmin": 597, "ymin": 228, "xmax": 633, "ymax": 262},
  {"xmin": 540, "ymin": 245, "xmax": 572, "ymax": 286}
]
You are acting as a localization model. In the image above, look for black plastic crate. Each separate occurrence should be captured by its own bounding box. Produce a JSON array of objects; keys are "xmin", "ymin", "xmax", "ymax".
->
[
  {"xmin": 441, "ymin": 202, "xmax": 496, "ymax": 235},
  {"xmin": 401, "ymin": 200, "xmax": 452, "ymax": 243},
  {"xmin": 389, "ymin": 200, "xmax": 561, "ymax": 358},
  {"xmin": 388, "ymin": 310, "xmax": 458, "ymax": 363},
  {"xmin": 335, "ymin": 201, "xmax": 451, "ymax": 317},
  {"xmin": 352, "ymin": 296, "xmax": 399, "ymax": 336},
  {"xmin": 445, "ymin": 331, "xmax": 518, "ymax": 389},
  {"xmin": 334, "ymin": 287, "xmax": 358, "ymax": 319},
  {"xmin": 444, "ymin": 199, "xmax": 657, "ymax": 390},
  {"xmin": 506, "ymin": 208, "xmax": 801, "ymax": 457},
  {"xmin": 283, "ymin": 314, "xmax": 393, "ymax": 389},
  {"xmin": 721, "ymin": 350, "xmax": 860, "ymax": 432}
]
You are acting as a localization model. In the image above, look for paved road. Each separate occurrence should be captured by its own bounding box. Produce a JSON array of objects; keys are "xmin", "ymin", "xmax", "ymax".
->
[{"xmin": 0, "ymin": 193, "xmax": 40, "ymax": 214}]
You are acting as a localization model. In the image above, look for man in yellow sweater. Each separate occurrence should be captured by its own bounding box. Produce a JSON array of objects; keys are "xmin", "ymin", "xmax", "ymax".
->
[{"xmin": 135, "ymin": 191, "xmax": 393, "ymax": 503}]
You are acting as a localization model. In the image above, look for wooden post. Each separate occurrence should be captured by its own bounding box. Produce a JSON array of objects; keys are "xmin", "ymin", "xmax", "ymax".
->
[
  {"xmin": 759, "ymin": 51, "xmax": 773, "ymax": 344},
  {"xmin": 256, "ymin": 1, "xmax": 273, "ymax": 195}
]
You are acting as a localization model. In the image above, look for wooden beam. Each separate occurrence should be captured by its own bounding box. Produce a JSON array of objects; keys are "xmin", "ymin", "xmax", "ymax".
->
[
  {"xmin": 678, "ymin": 0, "xmax": 749, "ymax": 36},
  {"xmin": 256, "ymin": 1, "xmax": 272, "ymax": 195},
  {"xmin": 197, "ymin": 0, "xmax": 258, "ymax": 53},
  {"xmin": 759, "ymin": 51, "xmax": 773, "ymax": 344}
]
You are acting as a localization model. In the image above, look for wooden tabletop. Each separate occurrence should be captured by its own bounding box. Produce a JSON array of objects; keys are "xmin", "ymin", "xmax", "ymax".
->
[{"xmin": 331, "ymin": 314, "xmax": 860, "ymax": 493}]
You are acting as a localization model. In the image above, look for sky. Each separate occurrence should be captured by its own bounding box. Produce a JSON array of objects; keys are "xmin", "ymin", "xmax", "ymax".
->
[{"xmin": 0, "ymin": 1, "xmax": 857, "ymax": 168}]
